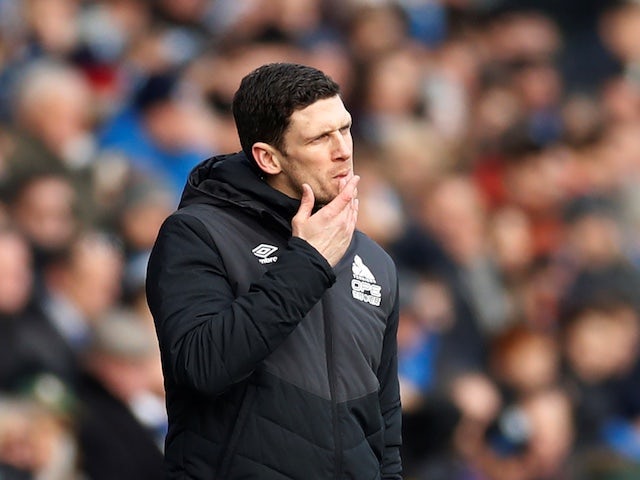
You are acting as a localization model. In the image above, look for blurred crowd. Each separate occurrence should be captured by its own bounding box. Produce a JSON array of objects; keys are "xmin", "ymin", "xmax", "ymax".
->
[{"xmin": 0, "ymin": 0, "xmax": 640, "ymax": 479}]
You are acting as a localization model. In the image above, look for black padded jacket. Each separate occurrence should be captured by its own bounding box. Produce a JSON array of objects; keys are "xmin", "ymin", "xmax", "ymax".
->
[{"xmin": 146, "ymin": 153, "xmax": 402, "ymax": 479}]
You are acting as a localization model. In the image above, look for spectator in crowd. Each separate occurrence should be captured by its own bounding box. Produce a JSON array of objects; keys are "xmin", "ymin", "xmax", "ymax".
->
[
  {"xmin": 396, "ymin": 271, "xmax": 456, "ymax": 412},
  {"xmin": 0, "ymin": 226, "xmax": 44, "ymax": 388},
  {"xmin": 4, "ymin": 170, "xmax": 80, "ymax": 279},
  {"xmin": 35, "ymin": 231, "xmax": 124, "ymax": 384},
  {"xmin": 75, "ymin": 310, "xmax": 165, "ymax": 480},
  {"xmin": 97, "ymin": 71, "xmax": 213, "ymax": 199},
  {"xmin": 0, "ymin": 394, "xmax": 81, "ymax": 480},
  {"xmin": 487, "ymin": 206, "xmax": 537, "ymax": 322},
  {"xmin": 420, "ymin": 173, "xmax": 511, "ymax": 335},
  {"xmin": 356, "ymin": 47, "xmax": 427, "ymax": 145},
  {"xmin": 7, "ymin": 60, "xmax": 96, "ymax": 176},
  {"xmin": 560, "ymin": 294, "xmax": 640, "ymax": 457},
  {"xmin": 115, "ymin": 176, "xmax": 175, "ymax": 300},
  {"xmin": 489, "ymin": 324, "xmax": 560, "ymax": 402}
]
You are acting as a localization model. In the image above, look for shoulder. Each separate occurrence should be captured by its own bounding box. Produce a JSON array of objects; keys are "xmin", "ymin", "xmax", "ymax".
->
[
  {"xmin": 150, "ymin": 206, "xmax": 223, "ymax": 264},
  {"xmin": 160, "ymin": 207, "xmax": 209, "ymax": 238},
  {"xmin": 161, "ymin": 203, "xmax": 228, "ymax": 234}
]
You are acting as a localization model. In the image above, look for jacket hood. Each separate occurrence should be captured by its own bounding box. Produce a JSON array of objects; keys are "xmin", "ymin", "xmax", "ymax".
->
[{"xmin": 179, "ymin": 152, "xmax": 300, "ymax": 232}]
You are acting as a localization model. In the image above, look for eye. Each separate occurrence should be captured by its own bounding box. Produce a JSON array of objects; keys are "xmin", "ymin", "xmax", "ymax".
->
[
  {"xmin": 340, "ymin": 125, "xmax": 351, "ymax": 134},
  {"xmin": 311, "ymin": 133, "xmax": 328, "ymax": 143}
]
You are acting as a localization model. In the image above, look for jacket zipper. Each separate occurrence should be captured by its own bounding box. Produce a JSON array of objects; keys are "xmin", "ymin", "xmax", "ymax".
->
[{"xmin": 323, "ymin": 298, "xmax": 342, "ymax": 478}]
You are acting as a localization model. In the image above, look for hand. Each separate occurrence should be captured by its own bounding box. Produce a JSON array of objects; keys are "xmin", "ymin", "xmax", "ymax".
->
[{"xmin": 291, "ymin": 175, "xmax": 360, "ymax": 267}]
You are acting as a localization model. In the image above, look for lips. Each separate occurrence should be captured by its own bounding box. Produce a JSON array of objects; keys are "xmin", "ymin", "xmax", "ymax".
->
[{"xmin": 333, "ymin": 171, "xmax": 351, "ymax": 179}]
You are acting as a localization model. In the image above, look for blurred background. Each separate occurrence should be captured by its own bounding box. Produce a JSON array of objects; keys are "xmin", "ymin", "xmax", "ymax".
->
[{"xmin": 1, "ymin": 0, "xmax": 640, "ymax": 479}]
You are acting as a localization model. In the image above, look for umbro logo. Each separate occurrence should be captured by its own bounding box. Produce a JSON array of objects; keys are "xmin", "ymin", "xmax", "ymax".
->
[
  {"xmin": 351, "ymin": 255, "xmax": 381, "ymax": 307},
  {"xmin": 252, "ymin": 244, "xmax": 279, "ymax": 264}
]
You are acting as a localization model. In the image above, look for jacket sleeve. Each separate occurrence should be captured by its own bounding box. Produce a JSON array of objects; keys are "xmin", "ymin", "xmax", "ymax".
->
[
  {"xmin": 377, "ymin": 280, "xmax": 402, "ymax": 479},
  {"xmin": 146, "ymin": 212, "xmax": 336, "ymax": 397}
]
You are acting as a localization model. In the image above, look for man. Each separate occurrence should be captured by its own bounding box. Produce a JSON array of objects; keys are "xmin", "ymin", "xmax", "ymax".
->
[
  {"xmin": 76, "ymin": 311, "xmax": 165, "ymax": 480},
  {"xmin": 146, "ymin": 63, "xmax": 402, "ymax": 479},
  {"xmin": 98, "ymin": 72, "xmax": 209, "ymax": 200}
]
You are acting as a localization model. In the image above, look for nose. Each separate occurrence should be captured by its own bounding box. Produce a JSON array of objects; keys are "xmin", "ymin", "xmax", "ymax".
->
[{"xmin": 332, "ymin": 131, "xmax": 352, "ymax": 160}]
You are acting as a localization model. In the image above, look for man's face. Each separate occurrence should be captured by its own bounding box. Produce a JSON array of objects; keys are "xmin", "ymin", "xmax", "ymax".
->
[{"xmin": 271, "ymin": 95, "xmax": 353, "ymax": 205}]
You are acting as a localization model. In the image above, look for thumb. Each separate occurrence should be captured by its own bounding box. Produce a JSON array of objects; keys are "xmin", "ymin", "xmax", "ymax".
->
[{"xmin": 295, "ymin": 184, "xmax": 315, "ymax": 220}]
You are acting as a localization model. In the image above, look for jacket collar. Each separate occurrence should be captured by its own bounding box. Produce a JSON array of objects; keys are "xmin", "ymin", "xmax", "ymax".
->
[{"xmin": 178, "ymin": 152, "xmax": 299, "ymax": 232}]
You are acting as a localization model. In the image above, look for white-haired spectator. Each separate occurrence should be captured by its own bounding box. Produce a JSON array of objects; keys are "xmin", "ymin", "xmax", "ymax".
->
[
  {"xmin": 76, "ymin": 308, "xmax": 165, "ymax": 479},
  {"xmin": 11, "ymin": 59, "xmax": 95, "ymax": 171}
]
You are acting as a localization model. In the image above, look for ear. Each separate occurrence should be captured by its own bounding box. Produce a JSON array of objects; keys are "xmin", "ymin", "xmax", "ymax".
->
[{"xmin": 252, "ymin": 142, "xmax": 282, "ymax": 176}]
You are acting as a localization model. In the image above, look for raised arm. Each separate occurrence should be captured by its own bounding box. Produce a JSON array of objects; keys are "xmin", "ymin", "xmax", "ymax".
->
[{"xmin": 146, "ymin": 213, "xmax": 335, "ymax": 396}]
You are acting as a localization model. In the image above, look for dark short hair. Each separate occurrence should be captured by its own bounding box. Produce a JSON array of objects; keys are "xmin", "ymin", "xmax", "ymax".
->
[{"xmin": 232, "ymin": 63, "xmax": 340, "ymax": 164}]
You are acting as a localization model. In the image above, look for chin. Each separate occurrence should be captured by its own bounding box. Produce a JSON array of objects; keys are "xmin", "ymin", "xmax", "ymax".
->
[{"xmin": 316, "ymin": 191, "xmax": 338, "ymax": 206}]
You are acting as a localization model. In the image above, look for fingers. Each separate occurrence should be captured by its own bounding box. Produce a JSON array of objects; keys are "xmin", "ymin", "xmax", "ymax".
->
[
  {"xmin": 291, "ymin": 178, "xmax": 359, "ymax": 265},
  {"xmin": 343, "ymin": 175, "xmax": 360, "ymax": 199},
  {"xmin": 338, "ymin": 177, "xmax": 347, "ymax": 193},
  {"xmin": 294, "ymin": 183, "xmax": 315, "ymax": 221},
  {"xmin": 349, "ymin": 197, "xmax": 359, "ymax": 230},
  {"xmin": 327, "ymin": 175, "xmax": 360, "ymax": 213}
]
